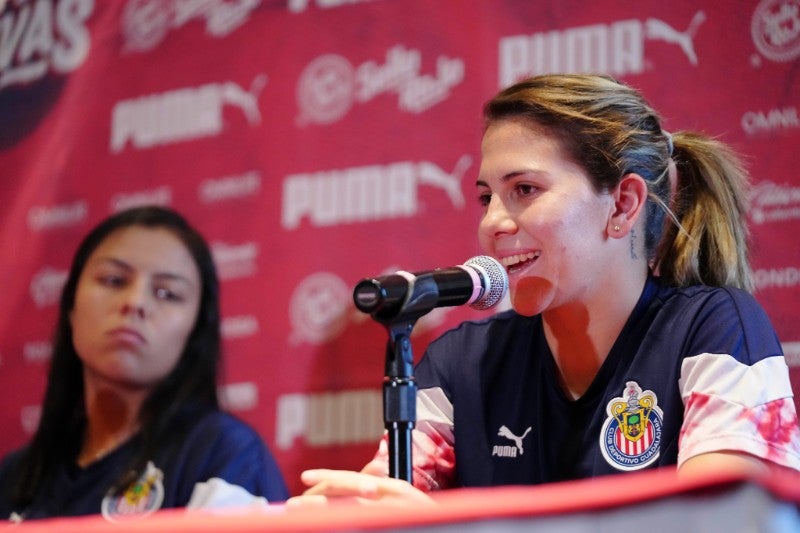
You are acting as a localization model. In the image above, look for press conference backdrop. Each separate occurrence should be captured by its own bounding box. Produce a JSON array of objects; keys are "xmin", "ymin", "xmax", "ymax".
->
[{"xmin": 0, "ymin": 0, "xmax": 798, "ymax": 497}]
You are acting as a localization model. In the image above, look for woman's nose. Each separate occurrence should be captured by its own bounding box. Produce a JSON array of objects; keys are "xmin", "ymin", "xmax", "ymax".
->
[
  {"xmin": 120, "ymin": 282, "xmax": 148, "ymax": 318},
  {"xmin": 480, "ymin": 196, "xmax": 517, "ymax": 237}
]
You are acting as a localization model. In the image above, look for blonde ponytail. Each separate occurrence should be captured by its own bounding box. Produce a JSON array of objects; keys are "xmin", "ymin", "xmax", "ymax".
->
[{"xmin": 654, "ymin": 132, "xmax": 753, "ymax": 291}]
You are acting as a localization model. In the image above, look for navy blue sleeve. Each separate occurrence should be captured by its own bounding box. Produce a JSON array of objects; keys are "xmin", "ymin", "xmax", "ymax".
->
[
  {"xmin": 684, "ymin": 286, "xmax": 783, "ymax": 364},
  {"xmin": 166, "ymin": 412, "xmax": 288, "ymax": 505}
]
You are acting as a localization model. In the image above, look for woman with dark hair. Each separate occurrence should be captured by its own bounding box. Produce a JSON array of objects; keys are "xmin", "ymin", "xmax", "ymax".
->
[
  {"xmin": 289, "ymin": 74, "xmax": 800, "ymax": 506},
  {"xmin": 0, "ymin": 206, "xmax": 287, "ymax": 521}
]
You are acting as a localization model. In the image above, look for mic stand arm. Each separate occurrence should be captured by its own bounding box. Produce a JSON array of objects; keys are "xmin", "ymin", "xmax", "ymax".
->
[
  {"xmin": 371, "ymin": 273, "xmax": 439, "ymax": 484},
  {"xmin": 382, "ymin": 318, "xmax": 417, "ymax": 484}
]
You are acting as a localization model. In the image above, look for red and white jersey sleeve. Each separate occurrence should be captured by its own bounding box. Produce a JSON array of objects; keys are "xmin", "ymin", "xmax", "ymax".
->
[
  {"xmin": 362, "ymin": 386, "xmax": 456, "ymax": 492},
  {"xmin": 678, "ymin": 352, "xmax": 800, "ymax": 470}
]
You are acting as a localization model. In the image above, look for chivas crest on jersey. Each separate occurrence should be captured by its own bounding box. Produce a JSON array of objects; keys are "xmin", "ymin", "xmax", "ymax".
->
[
  {"xmin": 600, "ymin": 381, "xmax": 664, "ymax": 471},
  {"xmin": 101, "ymin": 461, "xmax": 165, "ymax": 521}
]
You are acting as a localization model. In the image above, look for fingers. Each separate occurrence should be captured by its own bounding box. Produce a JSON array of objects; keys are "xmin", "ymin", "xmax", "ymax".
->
[
  {"xmin": 287, "ymin": 469, "xmax": 437, "ymax": 508},
  {"xmin": 285, "ymin": 469, "xmax": 381, "ymax": 508},
  {"xmin": 299, "ymin": 469, "xmax": 380, "ymax": 498},
  {"xmin": 360, "ymin": 459, "xmax": 389, "ymax": 477},
  {"xmin": 285, "ymin": 494, "xmax": 331, "ymax": 507}
]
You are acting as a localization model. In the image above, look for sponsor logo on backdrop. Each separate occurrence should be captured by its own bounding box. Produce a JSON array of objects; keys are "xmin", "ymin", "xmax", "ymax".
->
[
  {"xmin": 120, "ymin": 0, "xmax": 261, "ymax": 52},
  {"xmin": 281, "ymin": 154, "xmax": 471, "ymax": 229},
  {"xmin": 751, "ymin": 0, "xmax": 800, "ymax": 63},
  {"xmin": 287, "ymin": 0, "xmax": 376, "ymax": 13},
  {"xmin": 110, "ymin": 74, "xmax": 267, "ymax": 153},
  {"xmin": 199, "ymin": 171, "xmax": 261, "ymax": 203},
  {"xmin": 498, "ymin": 11, "xmax": 706, "ymax": 86},
  {"xmin": 275, "ymin": 389, "xmax": 382, "ymax": 449},
  {"xmin": 296, "ymin": 45, "xmax": 465, "ymax": 125},
  {"xmin": 754, "ymin": 266, "xmax": 800, "ymax": 290},
  {"xmin": 219, "ymin": 381, "xmax": 259, "ymax": 411},
  {"xmin": 221, "ymin": 314, "xmax": 259, "ymax": 339},
  {"xmin": 784, "ymin": 342, "xmax": 800, "ymax": 366},
  {"xmin": 110, "ymin": 186, "xmax": 172, "ymax": 212},
  {"xmin": 27, "ymin": 200, "xmax": 87, "ymax": 231},
  {"xmin": 24, "ymin": 341, "xmax": 52, "ymax": 363},
  {"xmin": 211, "ymin": 241, "xmax": 259, "ymax": 280},
  {"xmin": 749, "ymin": 181, "xmax": 800, "ymax": 224},
  {"xmin": 30, "ymin": 267, "xmax": 68, "ymax": 308},
  {"xmin": 21, "ymin": 405, "xmax": 41, "ymax": 434},
  {"xmin": 289, "ymin": 272, "xmax": 351, "ymax": 345},
  {"xmin": 742, "ymin": 106, "xmax": 799, "ymax": 135},
  {"xmin": 0, "ymin": 0, "xmax": 93, "ymax": 90}
]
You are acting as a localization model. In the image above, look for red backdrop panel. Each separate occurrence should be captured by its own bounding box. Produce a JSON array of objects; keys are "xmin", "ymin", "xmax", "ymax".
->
[{"xmin": 1, "ymin": 0, "xmax": 798, "ymax": 497}]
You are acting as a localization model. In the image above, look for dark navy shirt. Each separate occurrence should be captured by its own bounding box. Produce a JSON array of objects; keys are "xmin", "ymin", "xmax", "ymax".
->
[
  {"xmin": 0, "ymin": 411, "xmax": 288, "ymax": 520},
  {"xmin": 366, "ymin": 277, "xmax": 800, "ymax": 490}
]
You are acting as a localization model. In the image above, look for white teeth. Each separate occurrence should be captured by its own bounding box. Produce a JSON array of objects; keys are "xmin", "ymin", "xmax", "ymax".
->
[{"xmin": 499, "ymin": 251, "xmax": 539, "ymax": 267}]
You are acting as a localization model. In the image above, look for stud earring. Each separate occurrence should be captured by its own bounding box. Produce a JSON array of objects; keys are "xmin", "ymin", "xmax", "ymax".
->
[{"xmin": 614, "ymin": 225, "xmax": 620, "ymax": 232}]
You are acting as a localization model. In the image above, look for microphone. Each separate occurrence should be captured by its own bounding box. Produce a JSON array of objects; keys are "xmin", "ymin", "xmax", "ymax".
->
[{"xmin": 353, "ymin": 255, "xmax": 508, "ymax": 321}]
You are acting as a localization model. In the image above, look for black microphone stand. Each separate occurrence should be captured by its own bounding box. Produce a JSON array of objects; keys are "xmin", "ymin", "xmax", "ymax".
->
[
  {"xmin": 381, "ymin": 318, "xmax": 417, "ymax": 483},
  {"xmin": 367, "ymin": 274, "xmax": 439, "ymax": 484}
]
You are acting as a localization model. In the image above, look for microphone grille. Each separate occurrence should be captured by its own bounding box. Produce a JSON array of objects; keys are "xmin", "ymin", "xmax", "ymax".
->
[{"xmin": 463, "ymin": 255, "xmax": 508, "ymax": 310}]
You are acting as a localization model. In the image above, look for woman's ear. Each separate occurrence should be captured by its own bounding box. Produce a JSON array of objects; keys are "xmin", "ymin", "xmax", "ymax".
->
[{"xmin": 608, "ymin": 173, "xmax": 647, "ymax": 237}]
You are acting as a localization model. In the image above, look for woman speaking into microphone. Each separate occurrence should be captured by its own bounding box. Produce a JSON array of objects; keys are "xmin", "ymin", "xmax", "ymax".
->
[{"xmin": 288, "ymin": 74, "xmax": 800, "ymax": 506}]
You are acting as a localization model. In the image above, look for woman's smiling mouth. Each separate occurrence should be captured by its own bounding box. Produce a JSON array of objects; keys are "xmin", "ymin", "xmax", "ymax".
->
[{"xmin": 500, "ymin": 251, "xmax": 540, "ymax": 274}]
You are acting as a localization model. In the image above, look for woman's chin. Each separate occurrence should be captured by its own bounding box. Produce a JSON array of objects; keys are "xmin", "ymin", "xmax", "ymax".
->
[{"xmin": 510, "ymin": 276, "xmax": 553, "ymax": 316}]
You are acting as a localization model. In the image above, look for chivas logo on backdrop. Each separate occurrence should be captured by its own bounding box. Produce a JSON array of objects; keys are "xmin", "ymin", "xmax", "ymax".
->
[{"xmin": 0, "ymin": 0, "xmax": 93, "ymax": 148}]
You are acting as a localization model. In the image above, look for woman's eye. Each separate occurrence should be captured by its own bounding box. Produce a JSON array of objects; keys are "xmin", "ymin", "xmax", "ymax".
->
[
  {"xmin": 154, "ymin": 287, "xmax": 181, "ymax": 301},
  {"xmin": 477, "ymin": 192, "xmax": 492, "ymax": 207},
  {"xmin": 515, "ymin": 183, "xmax": 536, "ymax": 196},
  {"xmin": 99, "ymin": 275, "xmax": 125, "ymax": 287}
]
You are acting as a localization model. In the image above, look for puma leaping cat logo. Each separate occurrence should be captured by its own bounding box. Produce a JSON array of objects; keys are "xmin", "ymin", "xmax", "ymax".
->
[
  {"xmin": 645, "ymin": 11, "xmax": 707, "ymax": 66},
  {"xmin": 498, "ymin": 425, "xmax": 532, "ymax": 455}
]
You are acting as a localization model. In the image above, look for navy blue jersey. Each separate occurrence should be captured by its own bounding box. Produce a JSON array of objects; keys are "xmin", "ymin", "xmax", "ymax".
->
[
  {"xmin": 0, "ymin": 411, "xmax": 288, "ymax": 521},
  {"xmin": 365, "ymin": 277, "xmax": 800, "ymax": 489}
]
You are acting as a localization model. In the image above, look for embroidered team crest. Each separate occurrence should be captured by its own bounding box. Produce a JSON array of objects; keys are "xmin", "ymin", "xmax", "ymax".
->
[
  {"xmin": 600, "ymin": 381, "xmax": 663, "ymax": 471},
  {"xmin": 101, "ymin": 461, "xmax": 165, "ymax": 521}
]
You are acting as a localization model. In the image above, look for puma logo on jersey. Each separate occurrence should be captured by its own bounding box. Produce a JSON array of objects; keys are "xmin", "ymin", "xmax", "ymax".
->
[{"xmin": 492, "ymin": 425, "xmax": 532, "ymax": 457}]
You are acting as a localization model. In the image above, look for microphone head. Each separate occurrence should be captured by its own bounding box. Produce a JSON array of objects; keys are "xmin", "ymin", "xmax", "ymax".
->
[{"xmin": 463, "ymin": 255, "xmax": 508, "ymax": 310}]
